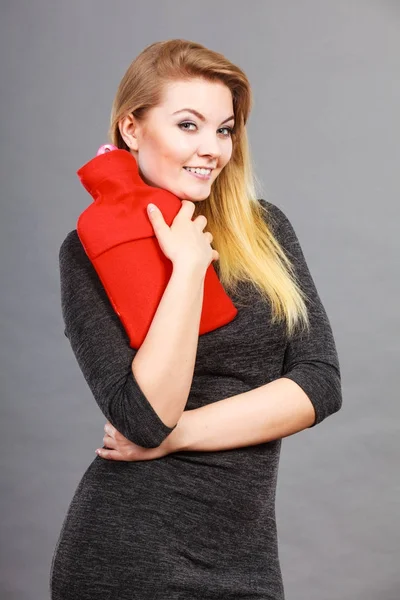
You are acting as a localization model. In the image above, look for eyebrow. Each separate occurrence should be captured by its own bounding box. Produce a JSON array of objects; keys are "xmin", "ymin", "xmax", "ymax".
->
[{"xmin": 172, "ymin": 108, "xmax": 235, "ymax": 125}]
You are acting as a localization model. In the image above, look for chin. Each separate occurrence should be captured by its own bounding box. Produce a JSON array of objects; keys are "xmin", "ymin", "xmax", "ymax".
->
[
  {"xmin": 184, "ymin": 198, "xmax": 204, "ymax": 203},
  {"xmin": 179, "ymin": 189, "xmax": 210, "ymax": 201}
]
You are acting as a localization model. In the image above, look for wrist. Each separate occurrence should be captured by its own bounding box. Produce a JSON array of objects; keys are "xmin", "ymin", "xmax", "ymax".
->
[
  {"xmin": 172, "ymin": 260, "xmax": 206, "ymax": 283},
  {"xmin": 165, "ymin": 411, "xmax": 191, "ymax": 453}
]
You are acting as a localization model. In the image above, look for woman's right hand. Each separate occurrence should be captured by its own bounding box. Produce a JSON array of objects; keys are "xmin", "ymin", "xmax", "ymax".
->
[{"xmin": 147, "ymin": 200, "xmax": 219, "ymax": 274}]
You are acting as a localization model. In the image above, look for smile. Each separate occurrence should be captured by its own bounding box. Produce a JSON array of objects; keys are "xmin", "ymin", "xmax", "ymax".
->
[{"xmin": 183, "ymin": 167, "xmax": 212, "ymax": 180}]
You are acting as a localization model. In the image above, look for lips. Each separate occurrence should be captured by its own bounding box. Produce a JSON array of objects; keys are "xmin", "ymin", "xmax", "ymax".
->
[
  {"xmin": 183, "ymin": 167, "xmax": 214, "ymax": 171},
  {"xmin": 183, "ymin": 167, "xmax": 212, "ymax": 181}
]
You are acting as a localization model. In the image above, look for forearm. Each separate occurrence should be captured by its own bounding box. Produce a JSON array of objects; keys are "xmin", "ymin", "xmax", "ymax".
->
[
  {"xmin": 131, "ymin": 263, "xmax": 205, "ymax": 428},
  {"xmin": 170, "ymin": 377, "xmax": 316, "ymax": 452}
]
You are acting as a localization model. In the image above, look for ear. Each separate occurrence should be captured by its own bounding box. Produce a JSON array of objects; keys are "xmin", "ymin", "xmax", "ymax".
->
[{"xmin": 118, "ymin": 114, "xmax": 140, "ymax": 151}]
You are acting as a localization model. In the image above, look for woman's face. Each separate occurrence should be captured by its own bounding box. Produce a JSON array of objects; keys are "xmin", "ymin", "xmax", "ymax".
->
[{"xmin": 119, "ymin": 78, "xmax": 235, "ymax": 202}]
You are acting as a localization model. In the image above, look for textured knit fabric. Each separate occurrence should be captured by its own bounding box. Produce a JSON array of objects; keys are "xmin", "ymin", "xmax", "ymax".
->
[{"xmin": 50, "ymin": 199, "xmax": 342, "ymax": 600}]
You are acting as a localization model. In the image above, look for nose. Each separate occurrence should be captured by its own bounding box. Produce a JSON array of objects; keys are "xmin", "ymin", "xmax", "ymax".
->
[{"xmin": 197, "ymin": 132, "xmax": 223, "ymax": 161}]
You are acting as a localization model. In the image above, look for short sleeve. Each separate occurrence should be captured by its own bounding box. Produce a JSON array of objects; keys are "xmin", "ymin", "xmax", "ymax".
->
[
  {"xmin": 263, "ymin": 201, "xmax": 343, "ymax": 427},
  {"xmin": 58, "ymin": 230, "xmax": 177, "ymax": 448}
]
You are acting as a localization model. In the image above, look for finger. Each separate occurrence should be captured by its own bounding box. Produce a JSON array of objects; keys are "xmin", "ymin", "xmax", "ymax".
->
[
  {"xmin": 96, "ymin": 447, "xmax": 122, "ymax": 461},
  {"xmin": 103, "ymin": 433, "xmax": 115, "ymax": 447},
  {"xmin": 147, "ymin": 203, "xmax": 170, "ymax": 237},
  {"xmin": 194, "ymin": 214, "xmax": 208, "ymax": 231},
  {"xmin": 180, "ymin": 200, "xmax": 196, "ymax": 216},
  {"xmin": 104, "ymin": 423, "xmax": 116, "ymax": 438}
]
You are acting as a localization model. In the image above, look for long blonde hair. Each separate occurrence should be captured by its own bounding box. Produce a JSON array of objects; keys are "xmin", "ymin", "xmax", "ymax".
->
[{"xmin": 108, "ymin": 39, "xmax": 309, "ymax": 338}]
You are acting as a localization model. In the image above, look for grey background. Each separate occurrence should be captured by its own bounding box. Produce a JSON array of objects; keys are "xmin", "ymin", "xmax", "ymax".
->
[{"xmin": 1, "ymin": 1, "xmax": 399, "ymax": 599}]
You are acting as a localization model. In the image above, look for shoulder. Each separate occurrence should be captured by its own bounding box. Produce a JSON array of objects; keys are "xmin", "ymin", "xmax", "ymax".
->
[
  {"xmin": 59, "ymin": 229, "xmax": 80, "ymax": 257},
  {"xmin": 59, "ymin": 229, "xmax": 89, "ymax": 268},
  {"xmin": 256, "ymin": 198, "xmax": 293, "ymax": 236},
  {"xmin": 58, "ymin": 229, "xmax": 95, "ymax": 283},
  {"xmin": 257, "ymin": 199, "xmax": 306, "ymax": 262}
]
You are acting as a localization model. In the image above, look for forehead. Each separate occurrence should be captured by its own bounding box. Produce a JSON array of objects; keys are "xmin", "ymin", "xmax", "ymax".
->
[{"xmin": 158, "ymin": 78, "xmax": 234, "ymax": 119}]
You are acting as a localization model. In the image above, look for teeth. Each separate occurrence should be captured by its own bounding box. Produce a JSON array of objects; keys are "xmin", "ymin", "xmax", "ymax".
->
[{"xmin": 184, "ymin": 167, "xmax": 211, "ymax": 175}]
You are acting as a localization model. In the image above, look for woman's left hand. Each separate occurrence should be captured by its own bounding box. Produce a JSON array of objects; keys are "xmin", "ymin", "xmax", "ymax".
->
[{"xmin": 96, "ymin": 422, "xmax": 172, "ymax": 462}]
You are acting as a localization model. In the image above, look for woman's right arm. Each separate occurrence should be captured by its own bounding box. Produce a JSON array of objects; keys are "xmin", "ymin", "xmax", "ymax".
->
[{"xmin": 59, "ymin": 230, "xmax": 205, "ymax": 449}]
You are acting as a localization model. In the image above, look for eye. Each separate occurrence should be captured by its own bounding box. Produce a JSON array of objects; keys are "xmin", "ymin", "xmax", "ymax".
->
[
  {"xmin": 178, "ymin": 122, "xmax": 234, "ymax": 137},
  {"xmin": 219, "ymin": 126, "xmax": 235, "ymax": 137},
  {"xmin": 179, "ymin": 121, "xmax": 197, "ymax": 132}
]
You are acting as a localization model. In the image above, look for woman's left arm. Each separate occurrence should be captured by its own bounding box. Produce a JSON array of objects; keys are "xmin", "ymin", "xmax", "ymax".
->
[
  {"xmin": 169, "ymin": 205, "xmax": 342, "ymax": 452},
  {"xmin": 98, "ymin": 204, "xmax": 342, "ymax": 459}
]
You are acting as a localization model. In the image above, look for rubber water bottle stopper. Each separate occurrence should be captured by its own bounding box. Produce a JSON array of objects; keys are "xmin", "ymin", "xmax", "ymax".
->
[{"xmin": 96, "ymin": 144, "xmax": 118, "ymax": 156}]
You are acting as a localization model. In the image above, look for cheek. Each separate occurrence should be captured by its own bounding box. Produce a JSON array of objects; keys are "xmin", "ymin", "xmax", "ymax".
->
[
  {"xmin": 152, "ymin": 136, "xmax": 191, "ymax": 171},
  {"xmin": 168, "ymin": 135, "xmax": 195, "ymax": 162},
  {"xmin": 223, "ymin": 141, "xmax": 233, "ymax": 163}
]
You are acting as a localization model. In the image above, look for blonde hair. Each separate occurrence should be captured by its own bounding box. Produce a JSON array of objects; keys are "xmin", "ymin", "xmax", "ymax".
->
[{"xmin": 108, "ymin": 39, "xmax": 309, "ymax": 338}]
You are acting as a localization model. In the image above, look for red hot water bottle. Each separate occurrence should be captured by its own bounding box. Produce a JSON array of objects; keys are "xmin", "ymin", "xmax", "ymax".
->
[{"xmin": 76, "ymin": 147, "xmax": 238, "ymax": 349}]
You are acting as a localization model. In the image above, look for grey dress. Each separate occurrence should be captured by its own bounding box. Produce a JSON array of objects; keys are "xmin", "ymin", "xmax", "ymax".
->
[{"xmin": 50, "ymin": 199, "xmax": 342, "ymax": 600}]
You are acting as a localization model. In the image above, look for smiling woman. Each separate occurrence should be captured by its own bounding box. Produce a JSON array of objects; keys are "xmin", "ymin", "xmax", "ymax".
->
[
  {"xmin": 50, "ymin": 38, "xmax": 342, "ymax": 600},
  {"xmin": 117, "ymin": 79, "xmax": 235, "ymax": 201}
]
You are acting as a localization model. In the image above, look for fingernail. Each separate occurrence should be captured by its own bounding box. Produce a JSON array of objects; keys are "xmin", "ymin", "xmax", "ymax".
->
[
  {"xmin": 96, "ymin": 449, "xmax": 101, "ymax": 455},
  {"xmin": 147, "ymin": 203, "xmax": 156, "ymax": 213}
]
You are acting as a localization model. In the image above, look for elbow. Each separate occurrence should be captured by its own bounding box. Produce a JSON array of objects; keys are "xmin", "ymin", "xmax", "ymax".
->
[
  {"xmin": 309, "ymin": 367, "xmax": 342, "ymax": 427},
  {"xmin": 283, "ymin": 360, "xmax": 343, "ymax": 427},
  {"xmin": 105, "ymin": 373, "xmax": 177, "ymax": 448},
  {"xmin": 330, "ymin": 369, "xmax": 343, "ymax": 415}
]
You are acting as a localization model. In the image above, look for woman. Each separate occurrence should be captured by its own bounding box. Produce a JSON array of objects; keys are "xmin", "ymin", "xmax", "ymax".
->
[{"xmin": 50, "ymin": 39, "xmax": 342, "ymax": 599}]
